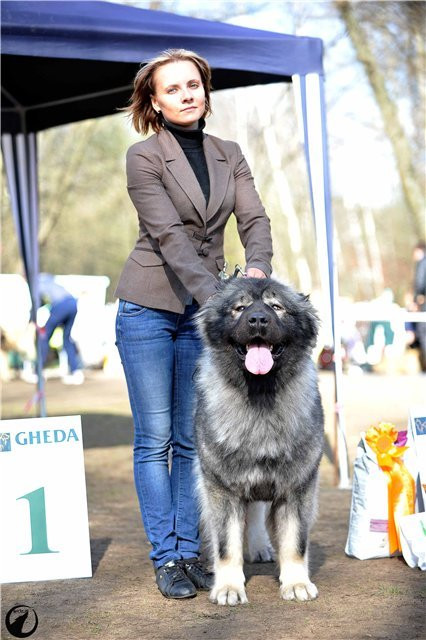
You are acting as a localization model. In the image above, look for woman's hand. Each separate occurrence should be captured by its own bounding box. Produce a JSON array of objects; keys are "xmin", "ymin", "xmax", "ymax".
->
[{"xmin": 246, "ymin": 267, "xmax": 267, "ymax": 279}]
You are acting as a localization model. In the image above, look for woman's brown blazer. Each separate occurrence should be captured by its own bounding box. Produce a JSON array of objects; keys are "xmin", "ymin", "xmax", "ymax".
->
[{"xmin": 115, "ymin": 128, "xmax": 273, "ymax": 313}]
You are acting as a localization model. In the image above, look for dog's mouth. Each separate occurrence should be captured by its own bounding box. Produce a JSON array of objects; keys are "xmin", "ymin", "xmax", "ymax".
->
[{"xmin": 232, "ymin": 339, "xmax": 284, "ymax": 375}]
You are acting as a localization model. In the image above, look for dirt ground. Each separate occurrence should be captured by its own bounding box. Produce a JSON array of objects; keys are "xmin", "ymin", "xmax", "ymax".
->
[{"xmin": 1, "ymin": 370, "xmax": 425, "ymax": 640}]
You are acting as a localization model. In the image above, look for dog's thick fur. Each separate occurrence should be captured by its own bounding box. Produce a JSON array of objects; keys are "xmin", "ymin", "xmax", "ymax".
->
[{"xmin": 194, "ymin": 277, "xmax": 324, "ymax": 605}]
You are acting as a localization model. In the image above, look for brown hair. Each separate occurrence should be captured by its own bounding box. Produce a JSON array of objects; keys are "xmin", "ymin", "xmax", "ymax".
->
[{"xmin": 125, "ymin": 49, "xmax": 213, "ymax": 135}]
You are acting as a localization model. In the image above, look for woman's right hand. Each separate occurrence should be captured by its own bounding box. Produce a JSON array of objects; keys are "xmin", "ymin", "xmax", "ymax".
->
[{"xmin": 246, "ymin": 268, "xmax": 267, "ymax": 279}]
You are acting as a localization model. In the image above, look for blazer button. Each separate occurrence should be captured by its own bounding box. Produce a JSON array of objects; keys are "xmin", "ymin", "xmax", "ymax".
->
[{"xmin": 201, "ymin": 247, "xmax": 210, "ymax": 257}]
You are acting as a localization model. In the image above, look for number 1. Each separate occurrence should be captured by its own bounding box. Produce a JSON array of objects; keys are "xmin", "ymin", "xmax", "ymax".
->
[{"xmin": 18, "ymin": 487, "xmax": 58, "ymax": 555}]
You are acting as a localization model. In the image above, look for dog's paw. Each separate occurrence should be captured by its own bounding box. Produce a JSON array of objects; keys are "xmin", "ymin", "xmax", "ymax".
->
[
  {"xmin": 210, "ymin": 585, "xmax": 248, "ymax": 606},
  {"xmin": 210, "ymin": 566, "xmax": 248, "ymax": 606},
  {"xmin": 244, "ymin": 543, "xmax": 275, "ymax": 563},
  {"xmin": 280, "ymin": 580, "xmax": 318, "ymax": 602}
]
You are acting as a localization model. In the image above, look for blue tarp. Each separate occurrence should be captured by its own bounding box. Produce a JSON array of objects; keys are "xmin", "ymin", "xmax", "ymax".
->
[
  {"xmin": 1, "ymin": 0, "xmax": 323, "ymax": 71},
  {"xmin": 1, "ymin": 0, "xmax": 323, "ymax": 134}
]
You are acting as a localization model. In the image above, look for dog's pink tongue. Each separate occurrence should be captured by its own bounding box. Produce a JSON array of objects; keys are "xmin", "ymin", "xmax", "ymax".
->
[{"xmin": 245, "ymin": 344, "xmax": 274, "ymax": 375}]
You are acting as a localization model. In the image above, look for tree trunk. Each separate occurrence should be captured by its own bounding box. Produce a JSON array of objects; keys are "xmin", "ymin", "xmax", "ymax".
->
[{"xmin": 335, "ymin": 1, "xmax": 425, "ymax": 238}]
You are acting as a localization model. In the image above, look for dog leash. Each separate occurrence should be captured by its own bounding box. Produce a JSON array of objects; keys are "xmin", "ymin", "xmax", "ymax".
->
[{"xmin": 218, "ymin": 261, "xmax": 247, "ymax": 281}]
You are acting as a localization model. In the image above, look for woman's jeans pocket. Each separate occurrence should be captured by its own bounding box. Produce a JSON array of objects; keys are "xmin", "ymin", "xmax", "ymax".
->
[{"xmin": 118, "ymin": 299, "xmax": 148, "ymax": 317}]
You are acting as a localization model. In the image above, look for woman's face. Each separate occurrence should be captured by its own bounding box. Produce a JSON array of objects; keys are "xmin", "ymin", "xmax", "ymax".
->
[{"xmin": 151, "ymin": 60, "xmax": 206, "ymax": 127}]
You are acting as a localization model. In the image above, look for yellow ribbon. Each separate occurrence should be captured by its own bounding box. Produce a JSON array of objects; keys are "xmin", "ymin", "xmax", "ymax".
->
[{"xmin": 365, "ymin": 422, "xmax": 415, "ymax": 554}]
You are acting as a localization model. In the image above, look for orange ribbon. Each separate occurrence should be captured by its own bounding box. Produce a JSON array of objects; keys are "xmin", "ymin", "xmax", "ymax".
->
[{"xmin": 365, "ymin": 422, "xmax": 415, "ymax": 554}]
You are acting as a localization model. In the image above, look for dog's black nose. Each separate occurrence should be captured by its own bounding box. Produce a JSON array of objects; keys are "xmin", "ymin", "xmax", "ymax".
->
[{"xmin": 248, "ymin": 312, "xmax": 269, "ymax": 329}]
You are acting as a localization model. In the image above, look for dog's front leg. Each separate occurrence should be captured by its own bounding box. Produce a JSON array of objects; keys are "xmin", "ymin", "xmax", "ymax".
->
[
  {"xmin": 209, "ymin": 496, "xmax": 247, "ymax": 606},
  {"xmin": 269, "ymin": 499, "xmax": 318, "ymax": 602}
]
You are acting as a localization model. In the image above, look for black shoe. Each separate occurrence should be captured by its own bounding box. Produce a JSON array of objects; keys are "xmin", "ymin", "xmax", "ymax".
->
[
  {"xmin": 155, "ymin": 560, "xmax": 197, "ymax": 599},
  {"xmin": 179, "ymin": 557, "xmax": 215, "ymax": 591}
]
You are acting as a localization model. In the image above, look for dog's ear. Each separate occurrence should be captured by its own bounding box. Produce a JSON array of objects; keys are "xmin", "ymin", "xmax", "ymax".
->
[
  {"xmin": 219, "ymin": 278, "xmax": 237, "ymax": 289},
  {"xmin": 301, "ymin": 308, "xmax": 319, "ymax": 346},
  {"xmin": 200, "ymin": 281, "xmax": 226, "ymax": 311},
  {"xmin": 293, "ymin": 292, "xmax": 319, "ymax": 345},
  {"xmin": 297, "ymin": 292, "xmax": 310, "ymax": 303},
  {"xmin": 196, "ymin": 285, "xmax": 225, "ymax": 333}
]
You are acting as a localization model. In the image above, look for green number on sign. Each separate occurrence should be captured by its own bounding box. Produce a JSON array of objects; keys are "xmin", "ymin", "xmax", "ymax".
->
[{"xmin": 18, "ymin": 487, "xmax": 59, "ymax": 555}]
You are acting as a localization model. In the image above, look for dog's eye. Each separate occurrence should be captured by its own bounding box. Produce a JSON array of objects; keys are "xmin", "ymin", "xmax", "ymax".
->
[
  {"xmin": 235, "ymin": 305, "xmax": 246, "ymax": 312},
  {"xmin": 271, "ymin": 303, "xmax": 284, "ymax": 311}
]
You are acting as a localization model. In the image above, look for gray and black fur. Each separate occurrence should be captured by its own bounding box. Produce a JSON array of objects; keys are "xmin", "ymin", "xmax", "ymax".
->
[{"xmin": 194, "ymin": 277, "xmax": 324, "ymax": 605}]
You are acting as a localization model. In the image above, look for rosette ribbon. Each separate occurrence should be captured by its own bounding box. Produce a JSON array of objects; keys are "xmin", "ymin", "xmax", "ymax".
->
[{"xmin": 366, "ymin": 422, "xmax": 415, "ymax": 554}]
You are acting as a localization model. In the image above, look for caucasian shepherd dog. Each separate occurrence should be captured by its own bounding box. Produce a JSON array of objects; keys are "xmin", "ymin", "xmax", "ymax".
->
[{"xmin": 194, "ymin": 277, "xmax": 324, "ymax": 605}]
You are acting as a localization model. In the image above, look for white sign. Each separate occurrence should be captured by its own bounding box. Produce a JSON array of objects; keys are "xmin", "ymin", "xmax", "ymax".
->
[
  {"xmin": 408, "ymin": 407, "xmax": 426, "ymax": 511},
  {"xmin": 0, "ymin": 415, "xmax": 92, "ymax": 583}
]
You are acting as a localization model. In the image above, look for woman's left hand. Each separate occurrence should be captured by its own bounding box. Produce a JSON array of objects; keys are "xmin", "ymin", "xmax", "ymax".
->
[{"xmin": 246, "ymin": 268, "xmax": 267, "ymax": 279}]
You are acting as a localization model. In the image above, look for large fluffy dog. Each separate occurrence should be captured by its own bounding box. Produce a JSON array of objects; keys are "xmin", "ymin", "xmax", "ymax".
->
[{"xmin": 194, "ymin": 277, "xmax": 324, "ymax": 605}]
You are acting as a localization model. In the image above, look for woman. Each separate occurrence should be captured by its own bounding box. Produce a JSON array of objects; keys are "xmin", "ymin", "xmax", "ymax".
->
[{"xmin": 115, "ymin": 49, "xmax": 273, "ymax": 599}]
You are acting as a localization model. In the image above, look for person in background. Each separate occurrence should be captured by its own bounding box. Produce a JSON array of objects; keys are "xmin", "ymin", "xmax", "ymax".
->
[
  {"xmin": 34, "ymin": 273, "xmax": 84, "ymax": 385},
  {"xmin": 115, "ymin": 49, "xmax": 273, "ymax": 599},
  {"xmin": 413, "ymin": 241, "xmax": 426, "ymax": 371}
]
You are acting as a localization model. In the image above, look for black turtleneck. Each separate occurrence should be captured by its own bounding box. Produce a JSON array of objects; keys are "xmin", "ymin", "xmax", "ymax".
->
[{"xmin": 163, "ymin": 118, "xmax": 210, "ymax": 205}]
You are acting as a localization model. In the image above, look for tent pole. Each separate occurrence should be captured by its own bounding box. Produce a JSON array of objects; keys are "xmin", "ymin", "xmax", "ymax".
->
[
  {"xmin": 318, "ymin": 76, "xmax": 350, "ymax": 488},
  {"xmin": 330, "ymin": 262, "xmax": 350, "ymax": 487},
  {"xmin": 1, "ymin": 132, "xmax": 46, "ymax": 416},
  {"xmin": 293, "ymin": 73, "xmax": 350, "ymax": 488},
  {"xmin": 28, "ymin": 132, "xmax": 46, "ymax": 417}
]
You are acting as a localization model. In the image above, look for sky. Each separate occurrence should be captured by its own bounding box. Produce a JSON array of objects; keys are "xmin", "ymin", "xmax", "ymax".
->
[{"xmin": 109, "ymin": 0, "xmax": 403, "ymax": 209}]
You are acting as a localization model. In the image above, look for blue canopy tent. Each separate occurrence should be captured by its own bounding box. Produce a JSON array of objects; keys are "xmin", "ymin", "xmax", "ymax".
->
[{"xmin": 1, "ymin": 0, "xmax": 349, "ymax": 486}]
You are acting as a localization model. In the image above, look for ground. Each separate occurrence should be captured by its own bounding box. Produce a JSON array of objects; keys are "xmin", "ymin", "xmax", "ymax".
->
[{"xmin": 1, "ymin": 370, "xmax": 425, "ymax": 640}]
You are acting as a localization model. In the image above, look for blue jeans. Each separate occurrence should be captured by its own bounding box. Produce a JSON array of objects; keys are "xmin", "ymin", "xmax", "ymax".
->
[
  {"xmin": 41, "ymin": 296, "xmax": 80, "ymax": 373},
  {"xmin": 115, "ymin": 300, "xmax": 202, "ymax": 568}
]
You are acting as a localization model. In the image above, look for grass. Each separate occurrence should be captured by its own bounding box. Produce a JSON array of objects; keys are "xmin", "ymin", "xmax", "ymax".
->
[{"xmin": 376, "ymin": 584, "xmax": 407, "ymax": 597}]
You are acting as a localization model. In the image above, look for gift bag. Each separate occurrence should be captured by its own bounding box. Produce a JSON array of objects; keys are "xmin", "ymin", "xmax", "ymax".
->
[
  {"xmin": 345, "ymin": 423, "xmax": 416, "ymax": 560},
  {"xmin": 345, "ymin": 433, "xmax": 393, "ymax": 559},
  {"xmin": 408, "ymin": 408, "xmax": 426, "ymax": 512}
]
